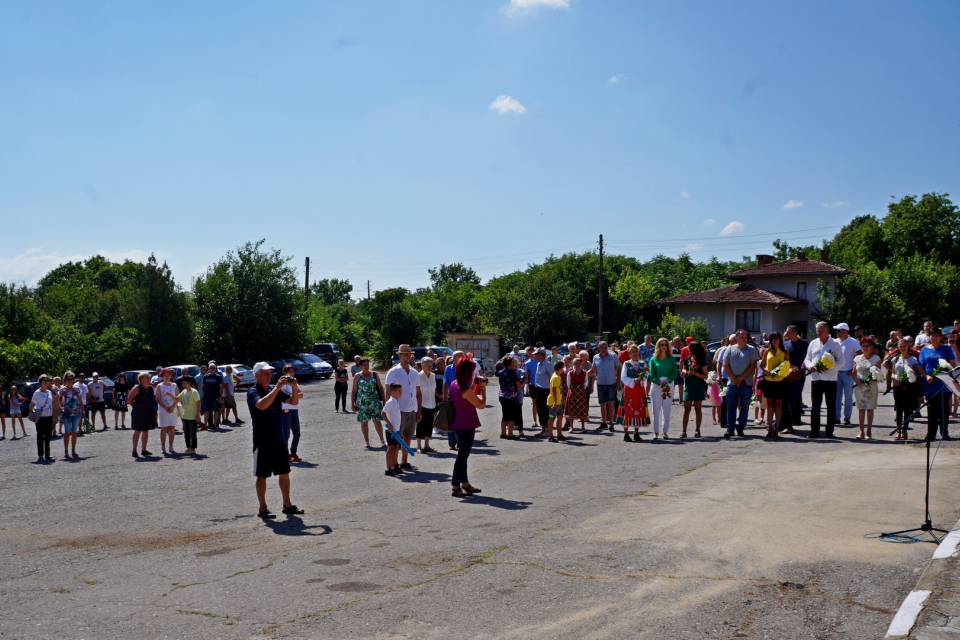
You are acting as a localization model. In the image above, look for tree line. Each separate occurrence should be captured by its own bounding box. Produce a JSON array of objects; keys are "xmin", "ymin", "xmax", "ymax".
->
[{"xmin": 1, "ymin": 192, "xmax": 956, "ymax": 380}]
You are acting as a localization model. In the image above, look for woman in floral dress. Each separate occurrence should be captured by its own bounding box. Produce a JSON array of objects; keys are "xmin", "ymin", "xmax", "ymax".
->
[
  {"xmin": 560, "ymin": 356, "xmax": 571, "ymax": 431},
  {"xmin": 852, "ymin": 338, "xmax": 881, "ymax": 439},
  {"xmin": 351, "ymin": 358, "xmax": 385, "ymax": 449},
  {"xmin": 565, "ymin": 358, "xmax": 589, "ymax": 430},
  {"xmin": 618, "ymin": 345, "xmax": 648, "ymax": 442}
]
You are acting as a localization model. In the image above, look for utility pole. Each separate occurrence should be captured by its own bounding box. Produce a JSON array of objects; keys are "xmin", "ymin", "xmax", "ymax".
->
[
  {"xmin": 367, "ymin": 280, "xmax": 371, "ymax": 301},
  {"xmin": 598, "ymin": 234, "xmax": 604, "ymax": 340},
  {"xmin": 304, "ymin": 257, "xmax": 310, "ymax": 309}
]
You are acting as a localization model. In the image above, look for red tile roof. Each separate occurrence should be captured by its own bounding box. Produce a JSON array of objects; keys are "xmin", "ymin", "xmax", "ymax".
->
[
  {"xmin": 656, "ymin": 284, "xmax": 804, "ymax": 306},
  {"xmin": 727, "ymin": 258, "xmax": 850, "ymax": 279}
]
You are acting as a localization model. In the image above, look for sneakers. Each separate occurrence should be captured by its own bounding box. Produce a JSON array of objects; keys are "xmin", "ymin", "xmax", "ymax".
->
[
  {"xmin": 393, "ymin": 464, "xmax": 404, "ymax": 474},
  {"xmin": 723, "ymin": 432, "xmax": 732, "ymax": 439},
  {"xmin": 385, "ymin": 468, "xmax": 397, "ymax": 476},
  {"xmin": 608, "ymin": 424, "xmax": 615, "ymax": 432},
  {"xmin": 633, "ymin": 433, "xmax": 642, "ymax": 442},
  {"xmin": 399, "ymin": 462, "xmax": 415, "ymax": 470},
  {"xmin": 282, "ymin": 504, "xmax": 304, "ymax": 515}
]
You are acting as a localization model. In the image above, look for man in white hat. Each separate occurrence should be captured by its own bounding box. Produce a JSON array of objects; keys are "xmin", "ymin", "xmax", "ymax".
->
[
  {"xmin": 833, "ymin": 323, "xmax": 862, "ymax": 426},
  {"xmin": 247, "ymin": 362, "xmax": 303, "ymax": 519},
  {"xmin": 385, "ymin": 344, "xmax": 421, "ymax": 472}
]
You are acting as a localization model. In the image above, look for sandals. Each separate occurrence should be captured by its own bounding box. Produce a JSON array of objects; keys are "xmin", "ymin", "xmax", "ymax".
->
[
  {"xmin": 258, "ymin": 508, "xmax": 276, "ymax": 519},
  {"xmin": 282, "ymin": 504, "xmax": 304, "ymax": 515},
  {"xmin": 681, "ymin": 431, "xmax": 688, "ymax": 438},
  {"xmin": 463, "ymin": 485, "xmax": 482, "ymax": 494},
  {"xmin": 451, "ymin": 487, "xmax": 467, "ymax": 497},
  {"xmin": 694, "ymin": 430, "xmax": 701, "ymax": 438}
]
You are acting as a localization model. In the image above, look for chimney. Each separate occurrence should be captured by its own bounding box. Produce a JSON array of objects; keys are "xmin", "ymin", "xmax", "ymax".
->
[
  {"xmin": 756, "ymin": 254, "xmax": 774, "ymax": 267},
  {"xmin": 797, "ymin": 250, "xmax": 807, "ymax": 260},
  {"xmin": 820, "ymin": 249, "xmax": 830, "ymax": 264}
]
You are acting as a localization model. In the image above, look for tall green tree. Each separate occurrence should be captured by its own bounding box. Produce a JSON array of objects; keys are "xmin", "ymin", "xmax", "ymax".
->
[{"xmin": 193, "ymin": 241, "xmax": 306, "ymax": 362}]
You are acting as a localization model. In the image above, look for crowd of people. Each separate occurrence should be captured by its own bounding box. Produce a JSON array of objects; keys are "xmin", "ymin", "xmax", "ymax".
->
[{"xmin": 5, "ymin": 319, "xmax": 959, "ymax": 516}]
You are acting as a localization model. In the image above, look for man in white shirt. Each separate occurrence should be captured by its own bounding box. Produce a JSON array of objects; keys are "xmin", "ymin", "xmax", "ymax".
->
[
  {"xmin": 385, "ymin": 344, "xmax": 421, "ymax": 471},
  {"xmin": 915, "ymin": 321, "xmax": 933, "ymax": 348},
  {"xmin": 832, "ymin": 322, "xmax": 862, "ymax": 425},
  {"xmin": 803, "ymin": 321, "xmax": 847, "ymax": 438}
]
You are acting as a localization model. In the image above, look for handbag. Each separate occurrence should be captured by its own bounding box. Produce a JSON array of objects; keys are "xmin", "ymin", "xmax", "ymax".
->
[
  {"xmin": 28, "ymin": 392, "xmax": 47, "ymax": 423},
  {"xmin": 433, "ymin": 399, "xmax": 456, "ymax": 432},
  {"xmin": 784, "ymin": 366, "xmax": 802, "ymax": 383}
]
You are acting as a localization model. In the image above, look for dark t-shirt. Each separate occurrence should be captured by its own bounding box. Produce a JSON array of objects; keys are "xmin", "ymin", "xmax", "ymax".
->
[
  {"xmin": 497, "ymin": 368, "xmax": 519, "ymax": 400},
  {"xmin": 247, "ymin": 385, "xmax": 290, "ymax": 446},
  {"xmin": 203, "ymin": 373, "xmax": 224, "ymax": 399},
  {"xmin": 113, "ymin": 383, "xmax": 132, "ymax": 408}
]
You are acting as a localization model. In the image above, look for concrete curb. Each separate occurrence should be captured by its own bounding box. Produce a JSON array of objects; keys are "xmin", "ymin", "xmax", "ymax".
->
[{"xmin": 885, "ymin": 520, "xmax": 960, "ymax": 638}]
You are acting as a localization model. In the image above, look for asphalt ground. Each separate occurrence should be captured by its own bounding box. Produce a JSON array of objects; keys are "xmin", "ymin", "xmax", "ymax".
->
[{"xmin": 2, "ymin": 377, "xmax": 959, "ymax": 639}]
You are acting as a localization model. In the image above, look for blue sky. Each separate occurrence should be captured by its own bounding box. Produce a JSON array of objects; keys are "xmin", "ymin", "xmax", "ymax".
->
[{"xmin": 2, "ymin": 0, "xmax": 958, "ymax": 295}]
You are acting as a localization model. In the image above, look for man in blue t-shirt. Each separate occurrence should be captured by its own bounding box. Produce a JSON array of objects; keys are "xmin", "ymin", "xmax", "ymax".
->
[
  {"xmin": 918, "ymin": 328, "xmax": 957, "ymax": 441},
  {"xmin": 524, "ymin": 351, "xmax": 540, "ymax": 427},
  {"xmin": 202, "ymin": 361, "xmax": 225, "ymax": 430},
  {"xmin": 247, "ymin": 362, "xmax": 303, "ymax": 519}
]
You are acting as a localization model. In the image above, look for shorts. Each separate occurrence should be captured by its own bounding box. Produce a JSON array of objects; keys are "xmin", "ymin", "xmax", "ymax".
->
[
  {"xmin": 253, "ymin": 443, "xmax": 291, "ymax": 478},
  {"xmin": 202, "ymin": 397, "xmax": 220, "ymax": 413},
  {"xmin": 63, "ymin": 414, "xmax": 82, "ymax": 433},
  {"xmin": 90, "ymin": 401, "xmax": 106, "ymax": 413},
  {"xmin": 9, "ymin": 407, "xmax": 21, "ymax": 416},
  {"xmin": 549, "ymin": 405, "xmax": 564, "ymax": 418},
  {"xmin": 399, "ymin": 411, "xmax": 417, "ymax": 438},
  {"xmin": 386, "ymin": 429, "xmax": 402, "ymax": 447},
  {"xmin": 596, "ymin": 384, "xmax": 616, "ymax": 404},
  {"xmin": 222, "ymin": 395, "xmax": 237, "ymax": 409}
]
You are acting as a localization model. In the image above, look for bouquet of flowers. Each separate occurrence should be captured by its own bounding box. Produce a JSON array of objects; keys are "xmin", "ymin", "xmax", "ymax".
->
[
  {"xmin": 706, "ymin": 371, "xmax": 718, "ymax": 387},
  {"xmin": 858, "ymin": 366, "xmax": 882, "ymax": 385},
  {"xmin": 627, "ymin": 361, "xmax": 647, "ymax": 381},
  {"xmin": 897, "ymin": 367, "xmax": 917, "ymax": 385},
  {"xmin": 805, "ymin": 350, "xmax": 836, "ymax": 376},
  {"xmin": 719, "ymin": 383, "xmax": 728, "ymax": 398},
  {"xmin": 771, "ymin": 360, "xmax": 790, "ymax": 379},
  {"xmin": 931, "ymin": 358, "xmax": 953, "ymax": 377},
  {"xmin": 659, "ymin": 377, "xmax": 671, "ymax": 399},
  {"xmin": 751, "ymin": 392, "xmax": 760, "ymax": 406}
]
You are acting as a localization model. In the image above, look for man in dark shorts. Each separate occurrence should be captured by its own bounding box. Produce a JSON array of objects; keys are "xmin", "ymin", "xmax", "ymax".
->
[
  {"xmin": 202, "ymin": 361, "xmax": 225, "ymax": 430},
  {"xmin": 87, "ymin": 372, "xmax": 108, "ymax": 431},
  {"xmin": 247, "ymin": 362, "xmax": 303, "ymax": 519}
]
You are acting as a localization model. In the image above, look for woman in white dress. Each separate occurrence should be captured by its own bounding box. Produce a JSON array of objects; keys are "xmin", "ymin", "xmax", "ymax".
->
[
  {"xmin": 852, "ymin": 338, "xmax": 881, "ymax": 440},
  {"xmin": 155, "ymin": 369, "xmax": 179, "ymax": 454}
]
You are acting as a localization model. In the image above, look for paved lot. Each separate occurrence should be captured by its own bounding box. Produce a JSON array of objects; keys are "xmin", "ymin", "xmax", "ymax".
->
[{"xmin": 2, "ymin": 378, "xmax": 959, "ymax": 639}]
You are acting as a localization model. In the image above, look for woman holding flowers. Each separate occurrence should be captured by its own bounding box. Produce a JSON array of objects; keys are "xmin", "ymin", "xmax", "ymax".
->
[
  {"xmin": 680, "ymin": 342, "xmax": 709, "ymax": 438},
  {"xmin": 886, "ymin": 338, "xmax": 923, "ymax": 440},
  {"xmin": 759, "ymin": 331, "xmax": 790, "ymax": 438},
  {"xmin": 647, "ymin": 338, "xmax": 678, "ymax": 440},
  {"xmin": 852, "ymin": 338, "xmax": 882, "ymax": 439},
  {"xmin": 618, "ymin": 345, "xmax": 648, "ymax": 442},
  {"xmin": 917, "ymin": 327, "xmax": 956, "ymax": 441},
  {"xmin": 564, "ymin": 356, "xmax": 589, "ymax": 431}
]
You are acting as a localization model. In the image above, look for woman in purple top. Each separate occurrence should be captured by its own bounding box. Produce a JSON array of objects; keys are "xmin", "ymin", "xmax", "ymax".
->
[{"xmin": 449, "ymin": 357, "xmax": 486, "ymax": 497}]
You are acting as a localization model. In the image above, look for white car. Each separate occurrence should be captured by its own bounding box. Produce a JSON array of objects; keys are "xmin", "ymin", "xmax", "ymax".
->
[
  {"xmin": 297, "ymin": 353, "xmax": 334, "ymax": 379},
  {"xmin": 219, "ymin": 364, "xmax": 254, "ymax": 388}
]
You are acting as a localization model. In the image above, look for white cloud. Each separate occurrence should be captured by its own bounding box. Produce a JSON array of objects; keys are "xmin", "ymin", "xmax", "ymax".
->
[
  {"xmin": 0, "ymin": 248, "xmax": 164, "ymax": 286},
  {"xmin": 501, "ymin": 0, "xmax": 569, "ymax": 16},
  {"xmin": 719, "ymin": 221, "xmax": 745, "ymax": 236},
  {"xmin": 489, "ymin": 95, "xmax": 526, "ymax": 115},
  {"xmin": 680, "ymin": 191, "xmax": 690, "ymax": 199},
  {"xmin": 609, "ymin": 75, "xmax": 620, "ymax": 84},
  {"xmin": 700, "ymin": 218, "xmax": 717, "ymax": 228},
  {"xmin": 822, "ymin": 201, "xmax": 849, "ymax": 208},
  {"xmin": 782, "ymin": 200, "xmax": 804, "ymax": 210},
  {"xmin": 684, "ymin": 243, "xmax": 706, "ymax": 251}
]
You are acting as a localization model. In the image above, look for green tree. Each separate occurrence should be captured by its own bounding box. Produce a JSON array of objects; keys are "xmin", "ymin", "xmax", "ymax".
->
[
  {"xmin": 881, "ymin": 193, "xmax": 960, "ymax": 265},
  {"xmin": 193, "ymin": 241, "xmax": 306, "ymax": 362},
  {"xmin": 827, "ymin": 215, "xmax": 884, "ymax": 270},
  {"xmin": 428, "ymin": 263, "xmax": 480, "ymax": 288},
  {"xmin": 651, "ymin": 310, "xmax": 710, "ymax": 342},
  {"xmin": 310, "ymin": 278, "xmax": 353, "ymax": 306}
]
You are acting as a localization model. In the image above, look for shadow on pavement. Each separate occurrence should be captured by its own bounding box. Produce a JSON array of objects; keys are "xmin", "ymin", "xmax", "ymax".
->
[
  {"xmin": 459, "ymin": 496, "xmax": 532, "ymax": 511},
  {"xmin": 292, "ymin": 460, "xmax": 320, "ymax": 469},
  {"xmin": 397, "ymin": 471, "xmax": 449, "ymax": 484},
  {"xmin": 264, "ymin": 518, "xmax": 333, "ymax": 536}
]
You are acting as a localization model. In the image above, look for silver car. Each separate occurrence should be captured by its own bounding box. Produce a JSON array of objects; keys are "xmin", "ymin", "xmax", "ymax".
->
[{"xmin": 219, "ymin": 364, "xmax": 254, "ymax": 388}]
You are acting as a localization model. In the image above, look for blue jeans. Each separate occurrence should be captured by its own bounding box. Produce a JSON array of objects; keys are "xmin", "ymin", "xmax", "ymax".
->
[
  {"xmin": 281, "ymin": 410, "xmax": 300, "ymax": 456},
  {"xmin": 835, "ymin": 371, "xmax": 855, "ymax": 422},
  {"xmin": 447, "ymin": 429, "xmax": 459, "ymax": 447},
  {"xmin": 725, "ymin": 382, "xmax": 753, "ymax": 434}
]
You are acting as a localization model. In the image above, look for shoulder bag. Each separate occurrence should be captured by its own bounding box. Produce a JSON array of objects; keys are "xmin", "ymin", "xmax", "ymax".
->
[{"xmin": 433, "ymin": 399, "xmax": 456, "ymax": 432}]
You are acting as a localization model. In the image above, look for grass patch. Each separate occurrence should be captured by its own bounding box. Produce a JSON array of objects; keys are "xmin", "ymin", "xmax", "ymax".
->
[{"xmin": 51, "ymin": 587, "xmax": 70, "ymax": 594}]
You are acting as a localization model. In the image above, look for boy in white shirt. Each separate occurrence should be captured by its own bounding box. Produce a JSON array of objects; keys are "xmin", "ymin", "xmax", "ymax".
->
[{"xmin": 381, "ymin": 384, "xmax": 404, "ymax": 477}]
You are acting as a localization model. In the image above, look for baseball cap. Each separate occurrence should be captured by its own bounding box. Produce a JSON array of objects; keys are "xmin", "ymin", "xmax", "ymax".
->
[
  {"xmin": 536, "ymin": 347, "xmax": 547, "ymax": 355},
  {"xmin": 252, "ymin": 362, "xmax": 274, "ymax": 375},
  {"xmin": 155, "ymin": 366, "xmax": 162, "ymax": 372},
  {"xmin": 833, "ymin": 323, "xmax": 850, "ymax": 331},
  {"xmin": 685, "ymin": 336, "xmax": 694, "ymax": 343}
]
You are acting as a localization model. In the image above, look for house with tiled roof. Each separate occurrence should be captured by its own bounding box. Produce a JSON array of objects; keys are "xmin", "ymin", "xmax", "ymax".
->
[{"xmin": 655, "ymin": 251, "xmax": 850, "ymax": 339}]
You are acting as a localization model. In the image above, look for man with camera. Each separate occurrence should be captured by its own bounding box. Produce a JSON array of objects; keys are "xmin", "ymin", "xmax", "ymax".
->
[{"xmin": 247, "ymin": 362, "xmax": 303, "ymax": 519}]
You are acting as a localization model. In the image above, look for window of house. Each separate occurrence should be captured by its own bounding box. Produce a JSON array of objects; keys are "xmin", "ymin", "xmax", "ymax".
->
[
  {"xmin": 736, "ymin": 309, "xmax": 761, "ymax": 333},
  {"xmin": 796, "ymin": 281, "xmax": 807, "ymax": 301}
]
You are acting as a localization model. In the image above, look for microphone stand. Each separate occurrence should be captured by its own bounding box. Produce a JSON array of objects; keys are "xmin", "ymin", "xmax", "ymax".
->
[{"xmin": 879, "ymin": 369, "xmax": 959, "ymax": 544}]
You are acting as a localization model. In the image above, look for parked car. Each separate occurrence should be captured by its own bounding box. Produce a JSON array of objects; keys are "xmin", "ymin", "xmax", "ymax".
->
[
  {"xmin": 167, "ymin": 364, "xmax": 202, "ymax": 381},
  {"xmin": 113, "ymin": 370, "xmax": 152, "ymax": 387},
  {"xmin": 264, "ymin": 358, "xmax": 315, "ymax": 382},
  {"xmin": 309, "ymin": 342, "xmax": 343, "ymax": 366},
  {"xmin": 427, "ymin": 346, "xmax": 454, "ymax": 358},
  {"xmin": 296, "ymin": 353, "xmax": 334, "ymax": 379},
  {"xmin": 218, "ymin": 364, "xmax": 254, "ymax": 388}
]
